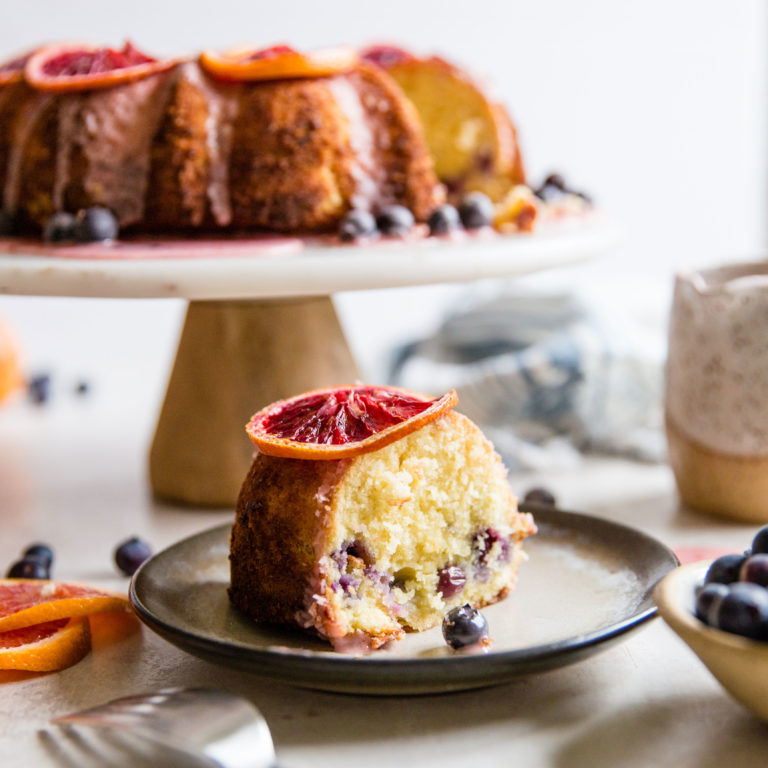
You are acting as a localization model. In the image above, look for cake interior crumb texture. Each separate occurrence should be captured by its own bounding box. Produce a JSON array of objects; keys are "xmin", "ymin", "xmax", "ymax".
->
[{"xmin": 229, "ymin": 411, "xmax": 536, "ymax": 650}]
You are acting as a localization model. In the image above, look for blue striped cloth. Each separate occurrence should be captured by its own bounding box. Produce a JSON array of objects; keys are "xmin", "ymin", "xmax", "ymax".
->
[{"xmin": 388, "ymin": 288, "xmax": 665, "ymax": 471}]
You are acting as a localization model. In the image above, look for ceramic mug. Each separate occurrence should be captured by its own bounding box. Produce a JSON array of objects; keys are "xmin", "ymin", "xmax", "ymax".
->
[{"xmin": 666, "ymin": 261, "xmax": 768, "ymax": 522}]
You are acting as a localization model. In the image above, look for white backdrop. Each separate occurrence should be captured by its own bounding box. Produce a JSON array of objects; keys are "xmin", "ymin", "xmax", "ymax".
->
[{"xmin": 0, "ymin": 0, "xmax": 765, "ymax": 394}]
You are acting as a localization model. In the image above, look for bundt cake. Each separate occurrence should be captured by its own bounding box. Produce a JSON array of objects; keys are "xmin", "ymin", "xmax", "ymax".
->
[
  {"xmin": 229, "ymin": 386, "xmax": 535, "ymax": 651},
  {"xmin": 0, "ymin": 43, "xmax": 443, "ymax": 235},
  {"xmin": 362, "ymin": 45, "xmax": 526, "ymax": 203}
]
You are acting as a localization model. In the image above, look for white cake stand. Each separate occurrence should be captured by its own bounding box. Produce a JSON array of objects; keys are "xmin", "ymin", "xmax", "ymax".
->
[{"xmin": 0, "ymin": 215, "xmax": 618, "ymax": 506}]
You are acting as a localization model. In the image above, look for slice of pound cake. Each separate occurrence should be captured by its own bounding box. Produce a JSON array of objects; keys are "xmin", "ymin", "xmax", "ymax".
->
[{"xmin": 229, "ymin": 385, "xmax": 535, "ymax": 651}]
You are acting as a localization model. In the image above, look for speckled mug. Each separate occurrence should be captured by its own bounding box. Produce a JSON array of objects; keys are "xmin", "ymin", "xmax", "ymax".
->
[{"xmin": 666, "ymin": 261, "xmax": 768, "ymax": 521}]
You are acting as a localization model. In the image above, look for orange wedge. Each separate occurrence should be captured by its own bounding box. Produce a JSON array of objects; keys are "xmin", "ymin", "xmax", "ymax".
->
[
  {"xmin": 0, "ymin": 617, "xmax": 91, "ymax": 671},
  {"xmin": 0, "ymin": 316, "xmax": 22, "ymax": 404},
  {"xmin": 0, "ymin": 579, "xmax": 132, "ymax": 632},
  {"xmin": 25, "ymin": 42, "xmax": 178, "ymax": 92},
  {"xmin": 246, "ymin": 385, "xmax": 458, "ymax": 460},
  {"xmin": 200, "ymin": 44, "xmax": 357, "ymax": 82}
]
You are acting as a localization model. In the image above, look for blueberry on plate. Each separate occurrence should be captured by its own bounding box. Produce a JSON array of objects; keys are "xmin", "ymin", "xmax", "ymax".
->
[
  {"xmin": 338, "ymin": 209, "xmax": 377, "ymax": 242},
  {"xmin": 427, "ymin": 204, "xmax": 461, "ymax": 236},
  {"xmin": 74, "ymin": 207, "xmax": 119, "ymax": 243},
  {"xmin": 114, "ymin": 536, "xmax": 152, "ymax": 576},
  {"xmin": 442, "ymin": 603, "xmax": 489, "ymax": 649},
  {"xmin": 43, "ymin": 212, "xmax": 77, "ymax": 242},
  {"xmin": 522, "ymin": 487, "xmax": 557, "ymax": 507},
  {"xmin": 23, "ymin": 543, "xmax": 54, "ymax": 569},
  {"xmin": 7, "ymin": 557, "xmax": 49, "ymax": 579},
  {"xmin": 376, "ymin": 205, "xmax": 414, "ymax": 237},
  {"xmin": 457, "ymin": 192, "xmax": 494, "ymax": 230},
  {"xmin": 704, "ymin": 553, "xmax": 748, "ymax": 585}
]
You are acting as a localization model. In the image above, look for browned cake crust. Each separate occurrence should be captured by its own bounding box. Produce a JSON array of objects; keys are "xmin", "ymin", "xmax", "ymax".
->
[
  {"xmin": 230, "ymin": 410, "xmax": 536, "ymax": 649},
  {"xmin": 229, "ymin": 455, "xmax": 343, "ymax": 627},
  {"xmin": 1, "ymin": 60, "xmax": 443, "ymax": 234}
]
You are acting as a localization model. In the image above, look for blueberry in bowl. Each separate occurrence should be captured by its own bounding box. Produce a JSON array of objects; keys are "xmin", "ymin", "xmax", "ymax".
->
[{"xmin": 655, "ymin": 524, "xmax": 768, "ymax": 722}]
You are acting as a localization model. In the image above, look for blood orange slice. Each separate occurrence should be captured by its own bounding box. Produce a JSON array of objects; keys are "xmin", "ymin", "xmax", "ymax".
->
[
  {"xmin": 0, "ymin": 50, "xmax": 35, "ymax": 86},
  {"xmin": 0, "ymin": 617, "xmax": 90, "ymax": 671},
  {"xmin": 25, "ymin": 42, "xmax": 178, "ymax": 92},
  {"xmin": 0, "ymin": 579, "xmax": 131, "ymax": 632},
  {"xmin": 200, "ymin": 44, "xmax": 357, "ymax": 82},
  {"xmin": 246, "ymin": 385, "xmax": 459, "ymax": 460}
]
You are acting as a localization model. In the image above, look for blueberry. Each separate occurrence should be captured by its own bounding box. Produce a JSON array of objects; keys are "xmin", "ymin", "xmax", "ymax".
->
[
  {"xmin": 114, "ymin": 536, "xmax": 152, "ymax": 576},
  {"xmin": 23, "ymin": 543, "xmax": 54, "ymax": 569},
  {"xmin": 543, "ymin": 173, "xmax": 567, "ymax": 190},
  {"xmin": 75, "ymin": 380, "xmax": 90, "ymax": 396},
  {"xmin": 457, "ymin": 192, "xmax": 494, "ymax": 229},
  {"xmin": 376, "ymin": 205, "xmax": 414, "ymax": 237},
  {"xmin": 711, "ymin": 582, "xmax": 768, "ymax": 640},
  {"xmin": 522, "ymin": 487, "xmax": 557, "ymax": 507},
  {"xmin": 27, "ymin": 373, "xmax": 51, "ymax": 405},
  {"xmin": 338, "ymin": 209, "xmax": 377, "ymax": 242},
  {"xmin": 43, "ymin": 212, "xmax": 77, "ymax": 242},
  {"xmin": 437, "ymin": 565, "xmax": 466, "ymax": 598},
  {"xmin": 704, "ymin": 553, "xmax": 748, "ymax": 585},
  {"xmin": 694, "ymin": 582, "xmax": 728, "ymax": 624},
  {"xmin": 534, "ymin": 183, "xmax": 565, "ymax": 202},
  {"xmin": 427, "ymin": 204, "xmax": 461, "ymax": 236},
  {"xmin": 752, "ymin": 526, "xmax": 768, "ymax": 554},
  {"xmin": 74, "ymin": 206, "xmax": 119, "ymax": 243},
  {"xmin": 0, "ymin": 210, "xmax": 17, "ymax": 236},
  {"xmin": 7, "ymin": 558, "xmax": 49, "ymax": 579},
  {"xmin": 740, "ymin": 553, "xmax": 768, "ymax": 587},
  {"xmin": 442, "ymin": 603, "xmax": 489, "ymax": 649}
]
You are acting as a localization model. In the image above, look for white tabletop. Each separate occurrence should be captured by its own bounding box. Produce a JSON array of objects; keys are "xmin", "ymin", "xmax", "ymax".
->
[
  {"xmin": 2, "ymin": 345, "xmax": 768, "ymax": 767},
  {"xmin": 0, "ymin": 216, "xmax": 618, "ymax": 300}
]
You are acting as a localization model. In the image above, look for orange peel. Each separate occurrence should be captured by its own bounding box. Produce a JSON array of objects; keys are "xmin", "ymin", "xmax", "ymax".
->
[
  {"xmin": 0, "ymin": 579, "xmax": 132, "ymax": 632},
  {"xmin": 0, "ymin": 617, "xmax": 91, "ymax": 672},
  {"xmin": 246, "ymin": 385, "xmax": 459, "ymax": 460},
  {"xmin": 200, "ymin": 45, "xmax": 357, "ymax": 82}
]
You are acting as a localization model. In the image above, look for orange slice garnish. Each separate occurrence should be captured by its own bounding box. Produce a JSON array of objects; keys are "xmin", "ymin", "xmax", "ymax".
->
[
  {"xmin": 200, "ymin": 44, "xmax": 357, "ymax": 82},
  {"xmin": 0, "ymin": 617, "xmax": 91, "ymax": 671},
  {"xmin": 0, "ymin": 50, "xmax": 36, "ymax": 86},
  {"xmin": 246, "ymin": 385, "xmax": 458, "ymax": 460},
  {"xmin": 25, "ymin": 42, "xmax": 179, "ymax": 92},
  {"xmin": 0, "ymin": 579, "xmax": 132, "ymax": 632}
]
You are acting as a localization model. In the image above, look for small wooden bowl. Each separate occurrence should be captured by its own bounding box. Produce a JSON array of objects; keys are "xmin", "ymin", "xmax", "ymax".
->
[{"xmin": 655, "ymin": 561, "xmax": 768, "ymax": 722}]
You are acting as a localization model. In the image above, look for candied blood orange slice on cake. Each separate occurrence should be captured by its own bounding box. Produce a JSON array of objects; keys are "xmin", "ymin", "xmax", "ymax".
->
[
  {"xmin": 360, "ymin": 44, "xmax": 415, "ymax": 68},
  {"xmin": 0, "ymin": 617, "xmax": 90, "ymax": 671},
  {"xmin": 25, "ymin": 42, "xmax": 178, "ymax": 91},
  {"xmin": 200, "ymin": 44, "xmax": 357, "ymax": 82},
  {"xmin": 0, "ymin": 579, "xmax": 132, "ymax": 632},
  {"xmin": 246, "ymin": 384, "xmax": 458, "ymax": 459},
  {"xmin": 0, "ymin": 50, "xmax": 35, "ymax": 86}
]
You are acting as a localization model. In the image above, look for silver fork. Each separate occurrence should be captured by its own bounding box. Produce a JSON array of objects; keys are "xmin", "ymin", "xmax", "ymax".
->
[{"xmin": 50, "ymin": 687, "xmax": 278, "ymax": 768}]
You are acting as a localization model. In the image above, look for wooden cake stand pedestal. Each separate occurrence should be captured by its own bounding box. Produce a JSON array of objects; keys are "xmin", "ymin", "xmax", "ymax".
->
[
  {"xmin": 149, "ymin": 297, "xmax": 360, "ymax": 506},
  {"xmin": 0, "ymin": 217, "xmax": 618, "ymax": 507}
]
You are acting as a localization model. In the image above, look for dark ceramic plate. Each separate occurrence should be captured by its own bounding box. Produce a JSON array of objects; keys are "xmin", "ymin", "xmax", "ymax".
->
[{"xmin": 130, "ymin": 507, "xmax": 677, "ymax": 695}]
